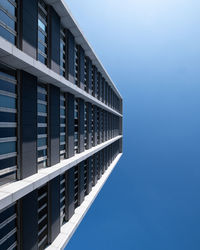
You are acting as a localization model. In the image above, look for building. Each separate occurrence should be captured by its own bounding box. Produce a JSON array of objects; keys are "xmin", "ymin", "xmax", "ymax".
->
[{"xmin": 0, "ymin": 0, "xmax": 123, "ymax": 249}]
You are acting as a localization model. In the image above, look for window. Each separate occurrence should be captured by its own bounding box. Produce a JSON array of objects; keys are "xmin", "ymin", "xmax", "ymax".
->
[
  {"xmin": 0, "ymin": 0, "xmax": 17, "ymax": 44},
  {"xmin": 92, "ymin": 66, "xmax": 95, "ymax": 96},
  {"xmin": 75, "ymin": 45, "xmax": 79, "ymax": 86},
  {"xmin": 60, "ymin": 173, "xmax": 66, "ymax": 226},
  {"xmin": 84, "ymin": 160, "xmax": 88, "ymax": 196},
  {"xmin": 91, "ymin": 105, "xmax": 94, "ymax": 146},
  {"xmin": 37, "ymin": 84, "xmax": 48, "ymax": 169},
  {"xmin": 60, "ymin": 93, "xmax": 66, "ymax": 159},
  {"xmin": 100, "ymin": 109, "xmax": 104, "ymax": 143},
  {"xmin": 84, "ymin": 103, "xmax": 87, "ymax": 150},
  {"xmin": 74, "ymin": 99, "xmax": 78, "ymax": 154},
  {"xmin": 84, "ymin": 57, "xmax": 87, "ymax": 91},
  {"xmin": 60, "ymin": 27, "xmax": 66, "ymax": 76},
  {"xmin": 0, "ymin": 203, "xmax": 18, "ymax": 249},
  {"xmin": 97, "ymin": 107, "xmax": 100, "ymax": 144},
  {"xmin": 74, "ymin": 165, "xmax": 79, "ymax": 208},
  {"xmin": 0, "ymin": 63, "xmax": 17, "ymax": 185},
  {"xmin": 38, "ymin": 0, "xmax": 48, "ymax": 65},
  {"xmin": 38, "ymin": 184, "xmax": 48, "ymax": 250}
]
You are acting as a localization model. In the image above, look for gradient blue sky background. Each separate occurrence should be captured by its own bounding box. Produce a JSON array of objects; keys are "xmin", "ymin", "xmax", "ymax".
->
[{"xmin": 65, "ymin": 1, "xmax": 200, "ymax": 249}]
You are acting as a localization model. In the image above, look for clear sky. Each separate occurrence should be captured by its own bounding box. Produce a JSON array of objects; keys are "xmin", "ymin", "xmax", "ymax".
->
[{"xmin": 65, "ymin": 1, "xmax": 200, "ymax": 249}]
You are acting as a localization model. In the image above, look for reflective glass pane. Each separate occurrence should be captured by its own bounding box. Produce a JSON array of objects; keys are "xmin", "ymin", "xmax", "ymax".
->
[
  {"xmin": 37, "ymin": 103, "xmax": 46, "ymax": 113},
  {"xmin": 38, "ymin": 127, "xmax": 47, "ymax": 135},
  {"xmin": 0, "ymin": 94, "xmax": 16, "ymax": 108},
  {"xmin": 60, "ymin": 135, "xmax": 65, "ymax": 142},
  {"xmin": 0, "ymin": 141, "xmax": 16, "ymax": 155},
  {"xmin": 0, "ymin": 128, "xmax": 16, "ymax": 138},
  {"xmin": 60, "ymin": 127, "xmax": 65, "ymax": 133},
  {"xmin": 38, "ymin": 149, "xmax": 47, "ymax": 158},
  {"xmin": 0, "ymin": 1, "xmax": 15, "ymax": 16},
  {"xmin": 0, "ymin": 63, "xmax": 15, "ymax": 80},
  {"xmin": 60, "ymin": 118, "xmax": 65, "ymax": 124},
  {"xmin": 0, "ymin": 112, "xmax": 16, "ymax": 122},
  {"xmin": 60, "ymin": 144, "xmax": 65, "ymax": 150},
  {"xmin": 38, "ymin": 42, "xmax": 46, "ymax": 54},
  {"xmin": 38, "ymin": 116, "xmax": 46, "ymax": 123},
  {"xmin": 0, "ymin": 10, "xmax": 15, "ymax": 30},
  {"xmin": 0, "ymin": 78, "xmax": 16, "ymax": 93},
  {"xmin": 60, "ymin": 99, "xmax": 65, "ymax": 106},
  {"xmin": 38, "ymin": 30, "xmax": 45, "ymax": 43},
  {"xmin": 0, "ymin": 156, "xmax": 16, "ymax": 170},
  {"xmin": 37, "ymin": 92, "xmax": 46, "ymax": 101},
  {"xmin": 37, "ymin": 138, "xmax": 47, "ymax": 147},
  {"xmin": 38, "ymin": 19, "xmax": 46, "ymax": 32},
  {"xmin": 38, "ymin": 53, "xmax": 46, "ymax": 64},
  {"xmin": 60, "ymin": 108, "xmax": 65, "ymax": 116},
  {"xmin": 0, "ymin": 25, "xmax": 15, "ymax": 44}
]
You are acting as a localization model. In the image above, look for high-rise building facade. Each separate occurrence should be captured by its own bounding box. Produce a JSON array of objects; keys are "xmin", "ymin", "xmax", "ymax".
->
[{"xmin": 0, "ymin": 0, "xmax": 123, "ymax": 249}]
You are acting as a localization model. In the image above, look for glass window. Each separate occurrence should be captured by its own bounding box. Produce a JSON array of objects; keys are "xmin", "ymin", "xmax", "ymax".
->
[
  {"xmin": 38, "ymin": 19, "xmax": 46, "ymax": 32},
  {"xmin": 0, "ymin": 1, "xmax": 15, "ymax": 16},
  {"xmin": 0, "ymin": 203, "xmax": 17, "ymax": 249},
  {"xmin": 0, "ymin": 94, "xmax": 16, "ymax": 109},
  {"xmin": 0, "ymin": 10, "xmax": 15, "ymax": 30},
  {"xmin": 38, "ymin": 53, "xmax": 46, "ymax": 64},
  {"xmin": 60, "ymin": 28, "xmax": 66, "ymax": 77},
  {"xmin": 0, "ymin": 0, "xmax": 16, "ymax": 45},
  {"xmin": 37, "ymin": 84, "xmax": 48, "ymax": 168},
  {"xmin": 37, "ymin": 103, "xmax": 47, "ymax": 113},
  {"xmin": 0, "ymin": 78, "xmax": 16, "ymax": 93},
  {"xmin": 0, "ymin": 64, "xmax": 17, "ymax": 181},
  {"xmin": 38, "ymin": 0, "xmax": 48, "ymax": 65},
  {"xmin": 0, "ymin": 25, "xmax": 15, "ymax": 44},
  {"xmin": 38, "ymin": 42, "xmax": 46, "ymax": 54},
  {"xmin": 37, "ymin": 137, "xmax": 47, "ymax": 147}
]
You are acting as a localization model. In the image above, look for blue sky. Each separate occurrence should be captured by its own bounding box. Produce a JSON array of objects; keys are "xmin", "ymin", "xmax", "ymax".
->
[{"xmin": 65, "ymin": 1, "xmax": 200, "ymax": 249}]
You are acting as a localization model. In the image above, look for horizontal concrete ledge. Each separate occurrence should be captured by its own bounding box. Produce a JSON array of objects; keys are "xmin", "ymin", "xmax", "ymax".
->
[
  {"xmin": 0, "ymin": 135, "xmax": 122, "ymax": 211},
  {"xmin": 46, "ymin": 153, "xmax": 122, "ymax": 250},
  {"xmin": 0, "ymin": 37, "xmax": 122, "ymax": 118}
]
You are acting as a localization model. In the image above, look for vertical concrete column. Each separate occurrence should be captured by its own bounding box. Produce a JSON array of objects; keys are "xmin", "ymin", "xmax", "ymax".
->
[
  {"xmin": 78, "ymin": 162, "xmax": 85, "ymax": 205},
  {"xmin": 65, "ymin": 168, "xmax": 75, "ymax": 220},
  {"xmin": 66, "ymin": 30, "xmax": 75, "ymax": 84},
  {"xmin": 48, "ymin": 84, "xmax": 60, "ymax": 166},
  {"xmin": 48, "ymin": 176, "xmax": 60, "ymax": 243},
  {"xmin": 19, "ymin": 0, "xmax": 38, "ymax": 59},
  {"xmin": 18, "ymin": 71, "xmax": 37, "ymax": 179},
  {"xmin": 66, "ymin": 93, "xmax": 75, "ymax": 158},
  {"xmin": 86, "ymin": 103, "xmax": 92, "ymax": 149},
  {"xmin": 78, "ymin": 98, "xmax": 84, "ymax": 153},
  {"xmin": 79, "ymin": 46, "xmax": 85, "ymax": 90},
  {"xmin": 48, "ymin": 7, "xmax": 60, "ymax": 74},
  {"xmin": 19, "ymin": 190, "xmax": 38, "ymax": 250}
]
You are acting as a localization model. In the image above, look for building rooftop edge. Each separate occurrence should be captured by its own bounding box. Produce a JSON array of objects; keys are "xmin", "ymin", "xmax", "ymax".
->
[{"xmin": 45, "ymin": 0, "xmax": 123, "ymax": 100}]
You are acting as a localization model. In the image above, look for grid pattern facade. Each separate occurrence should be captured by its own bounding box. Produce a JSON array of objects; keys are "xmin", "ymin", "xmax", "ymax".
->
[{"xmin": 0, "ymin": 0, "xmax": 123, "ymax": 249}]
